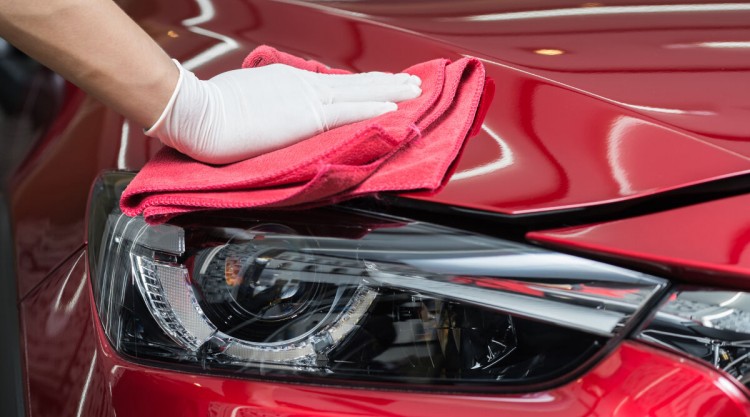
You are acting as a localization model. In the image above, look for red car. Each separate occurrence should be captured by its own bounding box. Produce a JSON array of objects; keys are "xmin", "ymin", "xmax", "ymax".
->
[{"xmin": 2, "ymin": 0, "xmax": 750, "ymax": 416}]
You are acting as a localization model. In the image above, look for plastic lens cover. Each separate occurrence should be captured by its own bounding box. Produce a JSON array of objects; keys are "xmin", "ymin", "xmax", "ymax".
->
[
  {"xmin": 638, "ymin": 289, "xmax": 750, "ymax": 387},
  {"xmin": 89, "ymin": 173, "xmax": 667, "ymax": 388}
]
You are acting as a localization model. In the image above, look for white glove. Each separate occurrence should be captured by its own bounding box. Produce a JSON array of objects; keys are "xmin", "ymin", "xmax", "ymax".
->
[{"xmin": 146, "ymin": 60, "xmax": 422, "ymax": 164}]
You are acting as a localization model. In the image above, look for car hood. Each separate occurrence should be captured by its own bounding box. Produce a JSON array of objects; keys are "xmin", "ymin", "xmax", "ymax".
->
[
  {"xmin": 199, "ymin": 0, "xmax": 749, "ymax": 215},
  {"xmin": 113, "ymin": 0, "xmax": 749, "ymax": 216}
]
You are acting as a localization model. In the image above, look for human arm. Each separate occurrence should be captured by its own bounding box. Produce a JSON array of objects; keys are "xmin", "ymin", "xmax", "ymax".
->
[
  {"xmin": 0, "ymin": 0, "xmax": 421, "ymax": 164},
  {"xmin": 0, "ymin": 0, "xmax": 177, "ymax": 128}
]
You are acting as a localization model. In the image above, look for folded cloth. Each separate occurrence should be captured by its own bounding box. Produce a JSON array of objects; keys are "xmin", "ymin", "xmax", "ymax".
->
[{"xmin": 121, "ymin": 46, "xmax": 489, "ymax": 223}]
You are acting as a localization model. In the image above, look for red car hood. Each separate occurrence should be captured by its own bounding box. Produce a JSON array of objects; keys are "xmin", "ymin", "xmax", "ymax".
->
[
  {"xmin": 108, "ymin": 0, "xmax": 750, "ymax": 215},
  {"xmin": 215, "ymin": 0, "xmax": 750, "ymax": 215}
]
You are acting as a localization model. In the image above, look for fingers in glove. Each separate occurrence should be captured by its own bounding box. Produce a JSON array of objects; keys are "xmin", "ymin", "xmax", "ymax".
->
[
  {"xmin": 329, "ymin": 83, "xmax": 422, "ymax": 103},
  {"xmin": 322, "ymin": 101, "xmax": 398, "ymax": 130},
  {"xmin": 312, "ymin": 71, "xmax": 421, "ymax": 88}
]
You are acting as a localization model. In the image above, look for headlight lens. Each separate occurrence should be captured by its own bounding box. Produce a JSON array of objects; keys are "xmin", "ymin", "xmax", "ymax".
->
[
  {"xmin": 89, "ymin": 173, "xmax": 667, "ymax": 389},
  {"xmin": 638, "ymin": 289, "xmax": 750, "ymax": 387}
]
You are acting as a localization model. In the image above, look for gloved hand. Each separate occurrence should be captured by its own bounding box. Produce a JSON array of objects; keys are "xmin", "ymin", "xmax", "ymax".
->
[{"xmin": 146, "ymin": 60, "xmax": 422, "ymax": 164}]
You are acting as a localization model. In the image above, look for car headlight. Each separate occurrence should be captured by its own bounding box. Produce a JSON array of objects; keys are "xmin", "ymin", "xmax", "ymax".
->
[{"xmin": 88, "ymin": 172, "xmax": 667, "ymax": 390}]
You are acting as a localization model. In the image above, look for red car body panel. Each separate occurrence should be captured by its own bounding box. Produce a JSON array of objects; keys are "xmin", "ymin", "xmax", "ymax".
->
[
  {"xmin": 20, "ymin": 249, "xmax": 750, "ymax": 416},
  {"xmin": 529, "ymin": 193, "xmax": 750, "ymax": 287},
  {"xmin": 6, "ymin": 0, "xmax": 750, "ymax": 416}
]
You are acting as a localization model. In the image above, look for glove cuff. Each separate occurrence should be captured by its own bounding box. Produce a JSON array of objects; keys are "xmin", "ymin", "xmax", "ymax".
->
[{"xmin": 144, "ymin": 59, "xmax": 186, "ymax": 148}]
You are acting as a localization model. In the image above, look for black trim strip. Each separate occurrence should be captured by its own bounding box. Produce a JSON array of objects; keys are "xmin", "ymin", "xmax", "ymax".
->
[{"xmin": 345, "ymin": 171, "xmax": 750, "ymax": 240}]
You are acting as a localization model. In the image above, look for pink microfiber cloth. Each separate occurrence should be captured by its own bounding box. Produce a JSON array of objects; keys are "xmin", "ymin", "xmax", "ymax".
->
[{"xmin": 121, "ymin": 46, "xmax": 490, "ymax": 223}]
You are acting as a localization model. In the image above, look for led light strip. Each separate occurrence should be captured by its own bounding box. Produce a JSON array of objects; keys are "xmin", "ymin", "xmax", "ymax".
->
[
  {"xmin": 132, "ymin": 250, "xmax": 378, "ymax": 364},
  {"xmin": 132, "ymin": 254, "xmax": 216, "ymax": 350},
  {"xmin": 223, "ymin": 287, "xmax": 378, "ymax": 364}
]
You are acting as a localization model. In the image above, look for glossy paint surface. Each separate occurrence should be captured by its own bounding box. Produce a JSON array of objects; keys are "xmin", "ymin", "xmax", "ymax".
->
[
  {"xmin": 10, "ymin": 87, "xmax": 123, "ymax": 298},
  {"xmin": 529, "ymin": 193, "xmax": 750, "ymax": 288},
  {"xmin": 8, "ymin": 0, "xmax": 750, "ymax": 296},
  {"xmin": 19, "ymin": 248, "xmax": 750, "ymax": 416}
]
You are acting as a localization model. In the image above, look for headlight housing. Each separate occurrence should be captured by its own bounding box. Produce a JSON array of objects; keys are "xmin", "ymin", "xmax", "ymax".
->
[{"xmin": 88, "ymin": 172, "xmax": 667, "ymax": 390}]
